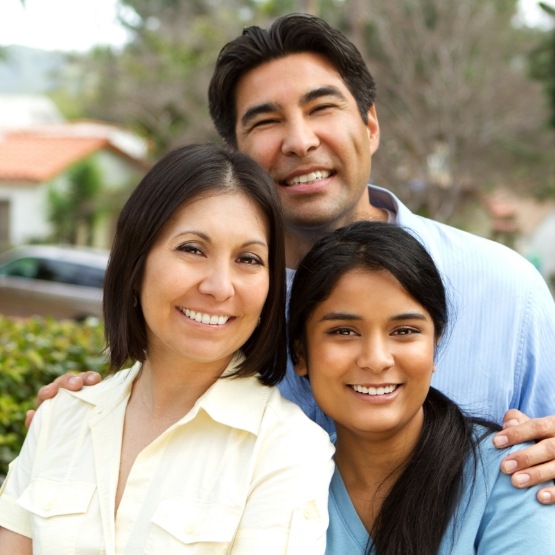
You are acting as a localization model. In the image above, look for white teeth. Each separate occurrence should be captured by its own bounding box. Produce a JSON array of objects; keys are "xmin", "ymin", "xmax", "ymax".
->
[
  {"xmin": 351, "ymin": 384, "xmax": 397, "ymax": 396},
  {"xmin": 286, "ymin": 170, "xmax": 331, "ymax": 186},
  {"xmin": 182, "ymin": 308, "xmax": 229, "ymax": 326}
]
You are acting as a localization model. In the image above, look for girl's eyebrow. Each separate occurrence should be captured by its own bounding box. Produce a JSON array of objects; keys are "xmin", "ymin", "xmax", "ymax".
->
[
  {"xmin": 390, "ymin": 312, "xmax": 428, "ymax": 322},
  {"xmin": 319, "ymin": 312, "xmax": 361, "ymax": 322},
  {"xmin": 318, "ymin": 311, "xmax": 428, "ymax": 322}
]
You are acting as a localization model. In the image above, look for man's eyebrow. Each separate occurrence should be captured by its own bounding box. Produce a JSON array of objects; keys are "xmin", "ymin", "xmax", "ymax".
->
[
  {"xmin": 240, "ymin": 102, "xmax": 280, "ymax": 129},
  {"xmin": 300, "ymin": 85, "xmax": 347, "ymax": 105},
  {"xmin": 239, "ymin": 86, "xmax": 348, "ymax": 129}
]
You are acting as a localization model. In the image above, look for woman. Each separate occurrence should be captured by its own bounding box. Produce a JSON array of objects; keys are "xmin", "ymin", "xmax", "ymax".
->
[
  {"xmin": 0, "ymin": 144, "xmax": 334, "ymax": 554},
  {"xmin": 288, "ymin": 220, "xmax": 555, "ymax": 555}
]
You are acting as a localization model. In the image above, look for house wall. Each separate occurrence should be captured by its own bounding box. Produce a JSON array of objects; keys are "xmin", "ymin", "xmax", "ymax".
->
[
  {"xmin": 0, "ymin": 150, "xmax": 146, "ymax": 251},
  {"xmin": 0, "ymin": 181, "xmax": 51, "ymax": 246}
]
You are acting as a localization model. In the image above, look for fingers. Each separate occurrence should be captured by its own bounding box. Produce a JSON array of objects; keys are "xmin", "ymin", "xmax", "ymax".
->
[
  {"xmin": 536, "ymin": 484, "xmax": 555, "ymax": 505},
  {"xmin": 497, "ymin": 436, "xmax": 555, "ymax": 494},
  {"xmin": 494, "ymin": 415, "xmax": 555, "ymax": 447},
  {"xmin": 501, "ymin": 408, "xmax": 529, "ymax": 429},
  {"xmin": 24, "ymin": 410, "xmax": 36, "ymax": 429},
  {"xmin": 35, "ymin": 371, "xmax": 102, "ymax": 405}
]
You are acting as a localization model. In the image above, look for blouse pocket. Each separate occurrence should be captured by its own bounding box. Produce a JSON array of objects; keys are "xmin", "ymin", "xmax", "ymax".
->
[
  {"xmin": 149, "ymin": 497, "xmax": 241, "ymax": 553},
  {"xmin": 17, "ymin": 478, "xmax": 96, "ymax": 518}
]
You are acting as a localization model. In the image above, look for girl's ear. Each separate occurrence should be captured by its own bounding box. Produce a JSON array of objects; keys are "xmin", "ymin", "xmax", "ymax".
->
[{"xmin": 293, "ymin": 341, "xmax": 308, "ymax": 377}]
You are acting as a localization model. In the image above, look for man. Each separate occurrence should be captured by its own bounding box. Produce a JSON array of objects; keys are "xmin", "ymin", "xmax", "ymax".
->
[{"xmin": 34, "ymin": 14, "xmax": 555, "ymax": 502}]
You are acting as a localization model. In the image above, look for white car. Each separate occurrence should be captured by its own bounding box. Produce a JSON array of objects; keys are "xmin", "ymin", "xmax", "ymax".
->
[{"xmin": 0, "ymin": 245, "xmax": 109, "ymax": 320}]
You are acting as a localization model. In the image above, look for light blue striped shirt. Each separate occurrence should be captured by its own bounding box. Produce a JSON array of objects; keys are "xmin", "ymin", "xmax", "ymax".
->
[{"xmin": 280, "ymin": 185, "xmax": 555, "ymax": 431}]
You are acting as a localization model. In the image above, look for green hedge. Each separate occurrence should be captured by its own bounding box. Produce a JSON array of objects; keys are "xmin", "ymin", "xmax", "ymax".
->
[{"xmin": 0, "ymin": 315, "xmax": 109, "ymax": 477}]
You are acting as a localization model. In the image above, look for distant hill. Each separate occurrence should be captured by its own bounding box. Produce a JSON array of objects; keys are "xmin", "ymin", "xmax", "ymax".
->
[{"xmin": 0, "ymin": 45, "xmax": 67, "ymax": 94}]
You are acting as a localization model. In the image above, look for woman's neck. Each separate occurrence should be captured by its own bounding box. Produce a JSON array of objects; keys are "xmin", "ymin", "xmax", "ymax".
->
[{"xmin": 136, "ymin": 352, "xmax": 232, "ymax": 418}]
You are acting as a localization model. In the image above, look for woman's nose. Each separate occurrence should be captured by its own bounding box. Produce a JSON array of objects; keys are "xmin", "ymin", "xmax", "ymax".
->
[{"xmin": 198, "ymin": 264, "xmax": 235, "ymax": 301}]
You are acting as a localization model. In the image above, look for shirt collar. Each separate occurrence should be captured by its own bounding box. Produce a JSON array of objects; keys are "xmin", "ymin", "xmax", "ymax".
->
[{"xmin": 66, "ymin": 352, "xmax": 271, "ymax": 437}]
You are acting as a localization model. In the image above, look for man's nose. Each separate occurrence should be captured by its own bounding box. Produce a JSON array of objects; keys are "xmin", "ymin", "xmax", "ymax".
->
[{"xmin": 281, "ymin": 118, "xmax": 319, "ymax": 157}]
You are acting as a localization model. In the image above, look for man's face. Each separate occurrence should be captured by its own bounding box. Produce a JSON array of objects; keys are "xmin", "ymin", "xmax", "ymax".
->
[{"xmin": 234, "ymin": 52, "xmax": 380, "ymax": 232}]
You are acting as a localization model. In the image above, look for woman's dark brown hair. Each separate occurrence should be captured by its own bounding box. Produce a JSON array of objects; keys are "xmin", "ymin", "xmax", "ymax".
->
[{"xmin": 103, "ymin": 143, "xmax": 287, "ymax": 385}]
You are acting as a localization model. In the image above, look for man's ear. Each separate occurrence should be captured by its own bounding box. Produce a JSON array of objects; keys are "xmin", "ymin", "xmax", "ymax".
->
[
  {"xmin": 293, "ymin": 341, "xmax": 308, "ymax": 377},
  {"xmin": 366, "ymin": 104, "xmax": 380, "ymax": 156}
]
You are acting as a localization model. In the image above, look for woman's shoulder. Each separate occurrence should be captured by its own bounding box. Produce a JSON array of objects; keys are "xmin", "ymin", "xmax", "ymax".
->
[
  {"xmin": 39, "ymin": 364, "xmax": 139, "ymax": 417},
  {"xmin": 470, "ymin": 422, "xmax": 533, "ymax": 466},
  {"xmin": 261, "ymin": 385, "xmax": 334, "ymax": 451}
]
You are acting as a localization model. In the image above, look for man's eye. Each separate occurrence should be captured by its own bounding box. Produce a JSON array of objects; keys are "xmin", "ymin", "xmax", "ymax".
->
[
  {"xmin": 251, "ymin": 118, "xmax": 278, "ymax": 129},
  {"xmin": 312, "ymin": 104, "xmax": 335, "ymax": 113}
]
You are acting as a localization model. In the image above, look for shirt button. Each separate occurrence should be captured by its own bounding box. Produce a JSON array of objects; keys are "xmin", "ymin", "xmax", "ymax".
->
[
  {"xmin": 303, "ymin": 508, "xmax": 313, "ymax": 519},
  {"xmin": 43, "ymin": 499, "xmax": 54, "ymax": 512},
  {"xmin": 185, "ymin": 524, "xmax": 195, "ymax": 535}
]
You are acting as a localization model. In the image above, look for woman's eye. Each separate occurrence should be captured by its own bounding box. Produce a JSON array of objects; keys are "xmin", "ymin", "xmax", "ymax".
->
[
  {"xmin": 238, "ymin": 254, "xmax": 264, "ymax": 266},
  {"xmin": 178, "ymin": 244, "xmax": 203, "ymax": 255}
]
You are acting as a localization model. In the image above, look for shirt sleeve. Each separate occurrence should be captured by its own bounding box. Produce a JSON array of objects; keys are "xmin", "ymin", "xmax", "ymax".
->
[
  {"xmin": 514, "ymin": 274, "xmax": 555, "ymax": 417},
  {"xmin": 229, "ymin": 408, "xmax": 335, "ymax": 555},
  {"xmin": 0, "ymin": 400, "xmax": 50, "ymax": 538},
  {"xmin": 475, "ymin": 443, "xmax": 555, "ymax": 554}
]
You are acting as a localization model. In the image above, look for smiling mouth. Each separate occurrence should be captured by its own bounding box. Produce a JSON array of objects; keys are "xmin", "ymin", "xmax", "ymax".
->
[
  {"xmin": 180, "ymin": 308, "xmax": 230, "ymax": 325},
  {"xmin": 350, "ymin": 384, "xmax": 399, "ymax": 396},
  {"xmin": 284, "ymin": 170, "xmax": 332, "ymax": 186}
]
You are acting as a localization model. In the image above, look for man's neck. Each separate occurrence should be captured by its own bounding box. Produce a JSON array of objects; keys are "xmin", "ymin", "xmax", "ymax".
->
[{"xmin": 284, "ymin": 201, "xmax": 388, "ymax": 269}]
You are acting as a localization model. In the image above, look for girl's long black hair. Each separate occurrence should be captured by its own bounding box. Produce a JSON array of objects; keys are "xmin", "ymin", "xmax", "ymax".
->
[
  {"xmin": 288, "ymin": 221, "xmax": 500, "ymax": 555},
  {"xmin": 372, "ymin": 387, "xmax": 499, "ymax": 555}
]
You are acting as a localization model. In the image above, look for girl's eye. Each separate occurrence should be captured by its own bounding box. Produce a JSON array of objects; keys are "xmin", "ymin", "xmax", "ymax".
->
[
  {"xmin": 393, "ymin": 327, "xmax": 420, "ymax": 336},
  {"xmin": 328, "ymin": 327, "xmax": 357, "ymax": 336}
]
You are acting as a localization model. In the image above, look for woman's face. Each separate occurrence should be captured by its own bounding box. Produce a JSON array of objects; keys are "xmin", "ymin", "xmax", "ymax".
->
[
  {"xmin": 296, "ymin": 268, "xmax": 436, "ymax": 440},
  {"xmin": 140, "ymin": 191, "xmax": 270, "ymax": 372}
]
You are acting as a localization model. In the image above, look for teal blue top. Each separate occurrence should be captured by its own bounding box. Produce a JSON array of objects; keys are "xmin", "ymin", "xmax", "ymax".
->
[{"xmin": 326, "ymin": 427, "xmax": 555, "ymax": 554}]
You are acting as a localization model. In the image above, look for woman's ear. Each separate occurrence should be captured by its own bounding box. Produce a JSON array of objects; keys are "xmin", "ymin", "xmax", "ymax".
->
[{"xmin": 293, "ymin": 341, "xmax": 308, "ymax": 377}]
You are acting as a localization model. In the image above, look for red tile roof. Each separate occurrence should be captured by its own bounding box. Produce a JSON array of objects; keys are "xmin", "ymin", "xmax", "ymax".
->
[{"xmin": 0, "ymin": 133, "xmax": 112, "ymax": 183}]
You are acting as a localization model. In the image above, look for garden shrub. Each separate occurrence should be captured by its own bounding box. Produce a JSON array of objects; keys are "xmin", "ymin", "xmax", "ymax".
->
[{"xmin": 0, "ymin": 315, "xmax": 108, "ymax": 478}]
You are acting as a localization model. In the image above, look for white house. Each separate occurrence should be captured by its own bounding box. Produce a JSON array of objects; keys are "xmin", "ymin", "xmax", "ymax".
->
[{"xmin": 0, "ymin": 122, "xmax": 149, "ymax": 250}]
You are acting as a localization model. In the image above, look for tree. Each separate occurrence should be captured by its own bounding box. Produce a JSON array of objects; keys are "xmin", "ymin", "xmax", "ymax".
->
[
  {"xmin": 48, "ymin": 160, "xmax": 103, "ymax": 246},
  {"xmin": 529, "ymin": 2, "xmax": 555, "ymax": 128},
  {"xmin": 66, "ymin": 0, "xmax": 554, "ymax": 222},
  {"xmin": 336, "ymin": 0, "xmax": 554, "ymax": 221}
]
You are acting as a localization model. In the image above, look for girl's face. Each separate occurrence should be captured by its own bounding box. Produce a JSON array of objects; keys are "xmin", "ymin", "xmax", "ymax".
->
[
  {"xmin": 140, "ymin": 192, "xmax": 270, "ymax": 372},
  {"xmin": 295, "ymin": 268, "xmax": 436, "ymax": 440}
]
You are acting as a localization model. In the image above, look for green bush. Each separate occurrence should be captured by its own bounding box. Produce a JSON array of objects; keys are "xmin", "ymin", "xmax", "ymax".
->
[{"xmin": 0, "ymin": 315, "xmax": 109, "ymax": 477}]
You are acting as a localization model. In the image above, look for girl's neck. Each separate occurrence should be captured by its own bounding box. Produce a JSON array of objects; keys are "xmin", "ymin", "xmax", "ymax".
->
[{"xmin": 333, "ymin": 411, "xmax": 424, "ymax": 533}]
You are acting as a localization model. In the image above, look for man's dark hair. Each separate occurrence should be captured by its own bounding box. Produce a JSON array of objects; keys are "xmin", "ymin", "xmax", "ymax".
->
[
  {"xmin": 103, "ymin": 143, "xmax": 287, "ymax": 385},
  {"xmin": 208, "ymin": 13, "xmax": 377, "ymax": 147}
]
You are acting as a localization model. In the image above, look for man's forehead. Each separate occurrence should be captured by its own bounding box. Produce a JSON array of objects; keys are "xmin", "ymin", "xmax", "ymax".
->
[{"xmin": 234, "ymin": 52, "xmax": 349, "ymax": 111}]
